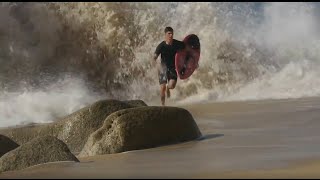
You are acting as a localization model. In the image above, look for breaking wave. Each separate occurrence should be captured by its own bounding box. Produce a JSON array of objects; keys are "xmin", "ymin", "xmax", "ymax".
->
[{"xmin": 1, "ymin": 2, "xmax": 320, "ymax": 127}]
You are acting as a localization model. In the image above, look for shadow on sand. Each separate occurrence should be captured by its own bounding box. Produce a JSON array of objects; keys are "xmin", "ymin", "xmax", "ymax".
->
[{"xmin": 197, "ymin": 133, "xmax": 224, "ymax": 141}]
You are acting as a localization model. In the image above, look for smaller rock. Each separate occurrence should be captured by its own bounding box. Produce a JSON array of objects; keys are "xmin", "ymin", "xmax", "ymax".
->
[{"xmin": 0, "ymin": 136, "xmax": 79, "ymax": 173}]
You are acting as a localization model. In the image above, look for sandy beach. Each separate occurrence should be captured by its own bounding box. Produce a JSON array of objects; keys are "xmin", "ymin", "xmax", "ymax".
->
[{"xmin": 1, "ymin": 97, "xmax": 320, "ymax": 178}]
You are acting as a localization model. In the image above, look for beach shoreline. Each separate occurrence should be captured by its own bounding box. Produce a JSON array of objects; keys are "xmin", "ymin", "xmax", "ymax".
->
[{"xmin": 1, "ymin": 97, "xmax": 320, "ymax": 178}]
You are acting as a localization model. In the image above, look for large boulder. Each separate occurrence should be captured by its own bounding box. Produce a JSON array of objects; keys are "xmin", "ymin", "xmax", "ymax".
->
[
  {"xmin": 0, "ymin": 99, "xmax": 147, "ymax": 154},
  {"xmin": 0, "ymin": 136, "xmax": 79, "ymax": 173},
  {"xmin": 79, "ymin": 106, "xmax": 202, "ymax": 157},
  {"xmin": 0, "ymin": 135, "xmax": 19, "ymax": 157}
]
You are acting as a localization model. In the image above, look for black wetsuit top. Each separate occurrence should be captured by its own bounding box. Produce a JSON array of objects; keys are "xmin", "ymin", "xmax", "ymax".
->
[{"xmin": 154, "ymin": 39, "xmax": 185, "ymax": 69}]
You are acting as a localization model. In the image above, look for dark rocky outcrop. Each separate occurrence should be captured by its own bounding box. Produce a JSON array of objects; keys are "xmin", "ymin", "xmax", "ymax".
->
[{"xmin": 0, "ymin": 135, "xmax": 19, "ymax": 157}]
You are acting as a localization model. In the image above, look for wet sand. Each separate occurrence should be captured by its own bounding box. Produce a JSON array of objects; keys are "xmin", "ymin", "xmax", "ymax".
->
[{"xmin": 1, "ymin": 97, "xmax": 320, "ymax": 178}]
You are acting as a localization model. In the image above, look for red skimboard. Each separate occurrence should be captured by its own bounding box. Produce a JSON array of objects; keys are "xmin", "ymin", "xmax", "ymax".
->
[{"xmin": 175, "ymin": 34, "xmax": 201, "ymax": 80}]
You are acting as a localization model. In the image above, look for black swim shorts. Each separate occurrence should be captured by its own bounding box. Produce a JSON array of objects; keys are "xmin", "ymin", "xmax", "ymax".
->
[{"xmin": 158, "ymin": 67, "xmax": 177, "ymax": 85}]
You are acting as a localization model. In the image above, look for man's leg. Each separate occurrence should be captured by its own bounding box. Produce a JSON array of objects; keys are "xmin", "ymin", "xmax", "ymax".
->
[
  {"xmin": 167, "ymin": 79, "xmax": 177, "ymax": 89},
  {"xmin": 158, "ymin": 66, "xmax": 168, "ymax": 106},
  {"xmin": 166, "ymin": 69, "xmax": 178, "ymax": 98},
  {"xmin": 160, "ymin": 83, "xmax": 166, "ymax": 106}
]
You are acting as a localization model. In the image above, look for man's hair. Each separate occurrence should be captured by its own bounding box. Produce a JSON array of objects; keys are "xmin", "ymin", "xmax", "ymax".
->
[{"xmin": 164, "ymin": 26, "xmax": 173, "ymax": 33}]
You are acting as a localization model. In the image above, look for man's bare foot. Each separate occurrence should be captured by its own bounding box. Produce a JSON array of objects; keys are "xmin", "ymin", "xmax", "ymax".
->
[{"xmin": 166, "ymin": 86, "xmax": 170, "ymax": 98}]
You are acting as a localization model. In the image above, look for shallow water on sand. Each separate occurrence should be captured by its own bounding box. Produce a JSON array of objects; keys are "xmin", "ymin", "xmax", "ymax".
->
[{"xmin": 2, "ymin": 97, "xmax": 320, "ymax": 178}]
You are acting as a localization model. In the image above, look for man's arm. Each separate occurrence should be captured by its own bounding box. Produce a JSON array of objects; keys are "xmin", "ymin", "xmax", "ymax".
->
[
  {"xmin": 176, "ymin": 39, "xmax": 185, "ymax": 50},
  {"xmin": 153, "ymin": 42, "xmax": 162, "ymax": 62},
  {"xmin": 153, "ymin": 53, "xmax": 159, "ymax": 62}
]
